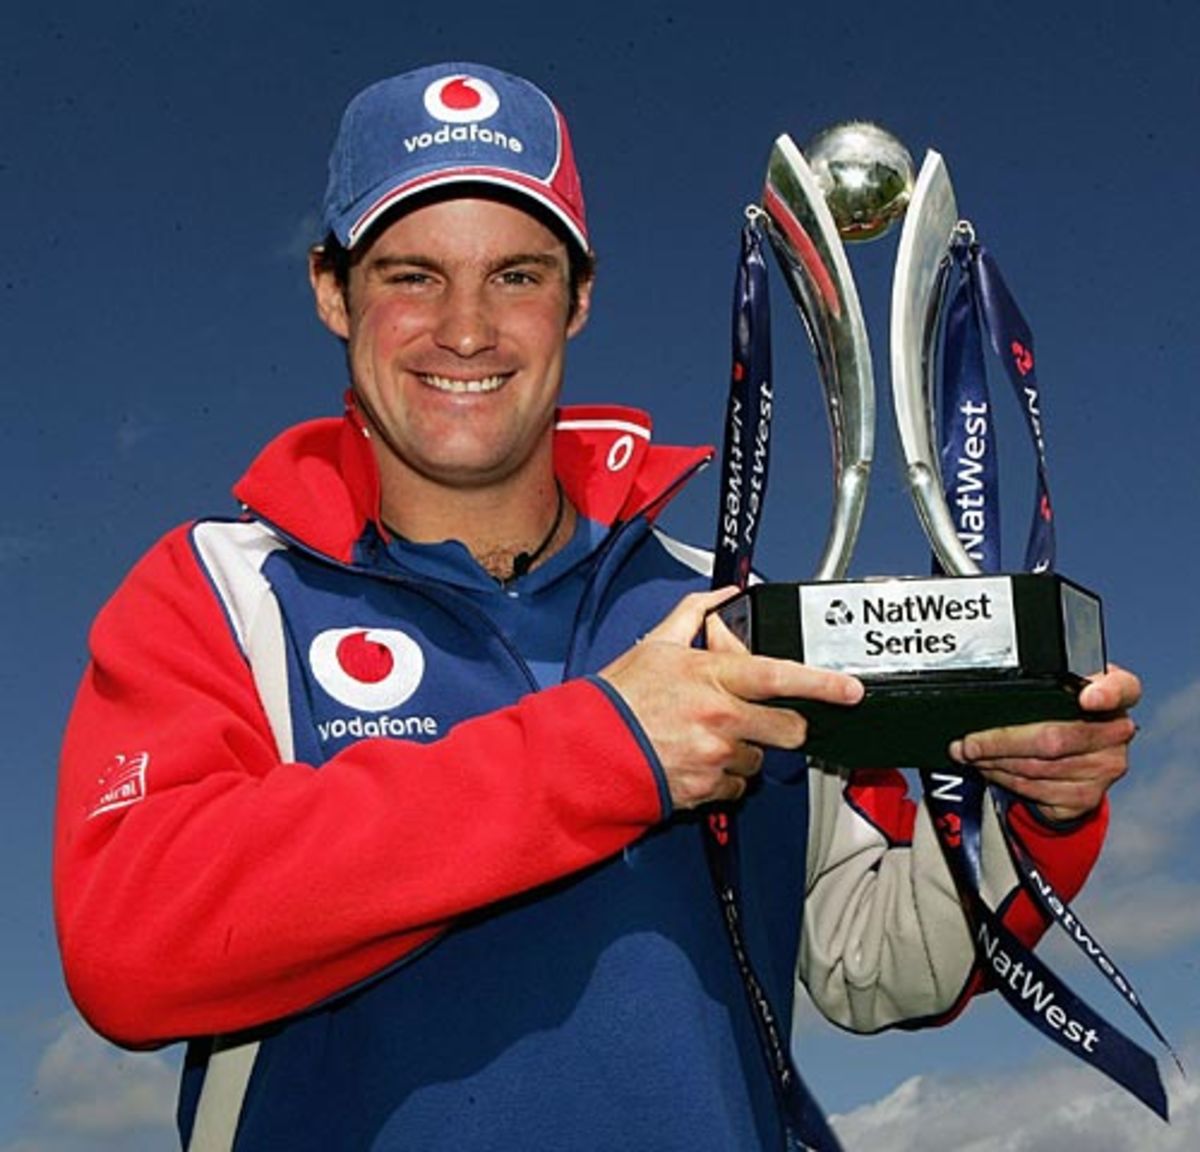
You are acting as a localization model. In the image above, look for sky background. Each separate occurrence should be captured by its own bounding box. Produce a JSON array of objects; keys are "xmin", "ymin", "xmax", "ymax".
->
[{"xmin": 3, "ymin": 1, "xmax": 1198, "ymax": 1148}]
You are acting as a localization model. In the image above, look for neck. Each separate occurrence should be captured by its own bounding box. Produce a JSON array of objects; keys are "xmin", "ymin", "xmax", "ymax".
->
[{"xmin": 377, "ymin": 458, "xmax": 574, "ymax": 582}]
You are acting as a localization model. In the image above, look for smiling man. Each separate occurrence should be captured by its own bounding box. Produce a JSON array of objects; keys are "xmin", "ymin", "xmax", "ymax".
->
[
  {"xmin": 312, "ymin": 194, "xmax": 589, "ymax": 569},
  {"xmin": 55, "ymin": 63, "xmax": 1138, "ymax": 1151}
]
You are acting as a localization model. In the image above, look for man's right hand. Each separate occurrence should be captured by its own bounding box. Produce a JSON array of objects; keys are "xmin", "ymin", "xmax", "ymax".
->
[{"xmin": 599, "ymin": 589, "xmax": 863, "ymax": 809}]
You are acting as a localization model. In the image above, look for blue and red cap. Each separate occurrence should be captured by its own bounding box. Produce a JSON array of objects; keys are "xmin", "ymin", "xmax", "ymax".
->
[{"xmin": 322, "ymin": 62, "xmax": 589, "ymax": 254}]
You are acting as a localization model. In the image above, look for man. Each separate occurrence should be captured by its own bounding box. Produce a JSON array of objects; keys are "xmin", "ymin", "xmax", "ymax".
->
[{"xmin": 55, "ymin": 63, "xmax": 1137, "ymax": 1151}]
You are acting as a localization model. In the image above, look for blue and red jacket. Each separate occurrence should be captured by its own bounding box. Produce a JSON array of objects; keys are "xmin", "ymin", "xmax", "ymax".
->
[{"xmin": 55, "ymin": 403, "xmax": 1106, "ymax": 1150}]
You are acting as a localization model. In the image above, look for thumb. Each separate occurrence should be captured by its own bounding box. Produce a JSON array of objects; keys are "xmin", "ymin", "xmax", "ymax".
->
[{"xmin": 644, "ymin": 588, "xmax": 742, "ymax": 647}]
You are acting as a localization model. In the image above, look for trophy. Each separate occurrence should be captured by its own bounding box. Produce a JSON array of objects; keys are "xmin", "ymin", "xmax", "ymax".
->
[
  {"xmin": 713, "ymin": 123, "xmax": 1106, "ymax": 768},
  {"xmin": 707, "ymin": 126, "xmax": 1177, "ymax": 1124}
]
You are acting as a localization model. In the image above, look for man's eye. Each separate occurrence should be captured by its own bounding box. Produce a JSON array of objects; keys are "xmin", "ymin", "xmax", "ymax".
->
[
  {"xmin": 387, "ymin": 271, "xmax": 432, "ymax": 286},
  {"xmin": 497, "ymin": 269, "xmax": 538, "ymax": 286}
]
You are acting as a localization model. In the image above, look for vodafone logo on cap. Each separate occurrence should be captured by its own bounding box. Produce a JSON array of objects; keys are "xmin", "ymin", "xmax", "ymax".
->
[
  {"xmin": 309, "ymin": 627, "xmax": 426, "ymax": 712},
  {"xmin": 423, "ymin": 74, "xmax": 500, "ymax": 124}
]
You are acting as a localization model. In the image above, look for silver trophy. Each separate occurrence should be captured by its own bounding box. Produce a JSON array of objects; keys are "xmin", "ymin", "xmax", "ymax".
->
[{"xmin": 718, "ymin": 124, "xmax": 1106, "ymax": 767}]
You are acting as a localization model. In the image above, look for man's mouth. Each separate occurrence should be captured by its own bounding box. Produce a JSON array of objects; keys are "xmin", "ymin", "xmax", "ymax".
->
[{"xmin": 419, "ymin": 373, "xmax": 508, "ymax": 394}]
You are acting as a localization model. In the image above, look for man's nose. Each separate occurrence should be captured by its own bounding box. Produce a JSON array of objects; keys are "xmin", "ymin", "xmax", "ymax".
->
[{"xmin": 433, "ymin": 286, "xmax": 498, "ymax": 357}]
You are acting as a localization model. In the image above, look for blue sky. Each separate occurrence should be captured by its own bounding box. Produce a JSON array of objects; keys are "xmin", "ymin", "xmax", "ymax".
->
[{"xmin": 3, "ymin": 1, "xmax": 1198, "ymax": 1148}]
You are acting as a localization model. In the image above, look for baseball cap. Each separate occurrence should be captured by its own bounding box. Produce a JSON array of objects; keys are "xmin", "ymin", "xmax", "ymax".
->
[{"xmin": 322, "ymin": 62, "xmax": 589, "ymax": 254}]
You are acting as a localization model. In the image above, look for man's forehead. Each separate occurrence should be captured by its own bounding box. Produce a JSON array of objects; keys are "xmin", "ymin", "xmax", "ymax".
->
[{"xmin": 359, "ymin": 194, "xmax": 571, "ymax": 266}]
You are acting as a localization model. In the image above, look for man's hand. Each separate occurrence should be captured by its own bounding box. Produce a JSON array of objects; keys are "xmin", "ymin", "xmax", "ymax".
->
[
  {"xmin": 949, "ymin": 664, "xmax": 1141, "ymax": 824},
  {"xmin": 599, "ymin": 589, "xmax": 863, "ymax": 809}
]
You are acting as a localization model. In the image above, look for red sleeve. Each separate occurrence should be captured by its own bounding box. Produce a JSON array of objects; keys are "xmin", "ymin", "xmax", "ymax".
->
[
  {"xmin": 998, "ymin": 797, "xmax": 1109, "ymax": 945},
  {"xmin": 932, "ymin": 796, "xmax": 1109, "ymax": 1023},
  {"xmin": 848, "ymin": 765, "xmax": 1107, "ymax": 944},
  {"xmin": 54, "ymin": 526, "xmax": 665, "ymax": 1048}
]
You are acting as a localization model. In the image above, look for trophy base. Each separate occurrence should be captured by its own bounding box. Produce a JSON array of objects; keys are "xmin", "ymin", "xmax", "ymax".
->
[{"xmin": 714, "ymin": 573, "xmax": 1105, "ymax": 768}]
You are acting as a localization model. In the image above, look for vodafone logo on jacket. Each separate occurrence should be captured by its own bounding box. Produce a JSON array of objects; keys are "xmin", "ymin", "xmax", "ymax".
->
[{"xmin": 309, "ymin": 627, "xmax": 426, "ymax": 712}]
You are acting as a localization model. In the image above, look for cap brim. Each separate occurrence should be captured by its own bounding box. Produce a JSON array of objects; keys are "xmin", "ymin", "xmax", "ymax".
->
[{"xmin": 342, "ymin": 168, "xmax": 590, "ymax": 254}]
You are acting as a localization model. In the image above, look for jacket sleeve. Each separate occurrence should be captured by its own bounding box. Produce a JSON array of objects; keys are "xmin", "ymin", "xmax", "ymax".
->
[
  {"xmin": 54, "ymin": 524, "xmax": 667, "ymax": 1048},
  {"xmin": 798, "ymin": 760, "xmax": 1107, "ymax": 1031}
]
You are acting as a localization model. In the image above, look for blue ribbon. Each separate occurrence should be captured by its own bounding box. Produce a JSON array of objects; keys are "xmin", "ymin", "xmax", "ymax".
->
[
  {"xmin": 938, "ymin": 242, "xmax": 1001, "ymax": 572},
  {"xmin": 972, "ymin": 248, "xmax": 1055, "ymax": 573},
  {"xmin": 921, "ymin": 767, "xmax": 1169, "ymax": 1120},
  {"xmin": 939, "ymin": 237, "xmax": 1055, "ymax": 575},
  {"xmin": 932, "ymin": 238, "xmax": 1170, "ymax": 1120},
  {"xmin": 706, "ymin": 217, "xmax": 844, "ymax": 1152},
  {"xmin": 714, "ymin": 219, "xmax": 774, "ymax": 591}
]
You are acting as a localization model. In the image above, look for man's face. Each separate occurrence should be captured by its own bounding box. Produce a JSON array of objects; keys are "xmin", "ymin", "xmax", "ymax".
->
[{"xmin": 311, "ymin": 196, "xmax": 592, "ymax": 492}]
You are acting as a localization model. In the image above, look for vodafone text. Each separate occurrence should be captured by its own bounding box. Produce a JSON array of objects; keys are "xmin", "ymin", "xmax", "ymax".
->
[
  {"xmin": 977, "ymin": 920, "xmax": 1099, "ymax": 1052},
  {"xmin": 860, "ymin": 589, "xmax": 994, "ymax": 658},
  {"xmin": 317, "ymin": 714, "xmax": 440, "ymax": 742},
  {"xmin": 404, "ymin": 123, "xmax": 523, "ymax": 155}
]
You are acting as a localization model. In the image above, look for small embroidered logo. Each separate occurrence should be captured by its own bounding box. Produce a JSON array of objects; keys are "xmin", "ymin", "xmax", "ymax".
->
[{"xmin": 87, "ymin": 751, "xmax": 149, "ymax": 819}]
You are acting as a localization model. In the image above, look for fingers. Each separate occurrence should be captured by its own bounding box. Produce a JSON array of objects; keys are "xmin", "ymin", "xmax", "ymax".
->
[
  {"xmin": 712, "ymin": 650, "xmax": 864, "ymax": 708},
  {"xmin": 633, "ymin": 589, "xmax": 864, "ymax": 707},
  {"xmin": 642, "ymin": 587, "xmax": 742, "ymax": 647},
  {"xmin": 951, "ymin": 709, "xmax": 1136, "ymax": 825},
  {"xmin": 1078, "ymin": 663, "xmax": 1141, "ymax": 714},
  {"xmin": 951, "ymin": 714, "xmax": 1136, "ymax": 765},
  {"xmin": 598, "ymin": 592, "xmax": 864, "ymax": 812},
  {"xmin": 975, "ymin": 750, "xmax": 1124, "ymax": 822},
  {"xmin": 705, "ymin": 607, "xmax": 750, "ymax": 655}
]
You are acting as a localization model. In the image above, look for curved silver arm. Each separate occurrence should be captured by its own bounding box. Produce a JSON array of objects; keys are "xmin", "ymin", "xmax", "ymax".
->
[
  {"xmin": 762, "ymin": 135, "xmax": 874, "ymax": 581},
  {"xmin": 890, "ymin": 151, "xmax": 981, "ymax": 576}
]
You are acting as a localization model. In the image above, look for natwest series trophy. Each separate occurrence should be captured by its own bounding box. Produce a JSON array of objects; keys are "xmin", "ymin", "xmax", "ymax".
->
[
  {"xmin": 706, "ymin": 125, "xmax": 1176, "ymax": 1123},
  {"xmin": 713, "ymin": 122, "xmax": 1105, "ymax": 768}
]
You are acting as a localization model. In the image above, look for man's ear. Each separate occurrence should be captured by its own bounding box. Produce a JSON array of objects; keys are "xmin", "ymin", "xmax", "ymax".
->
[
  {"xmin": 309, "ymin": 248, "xmax": 350, "ymax": 339},
  {"xmin": 566, "ymin": 269, "xmax": 594, "ymax": 340}
]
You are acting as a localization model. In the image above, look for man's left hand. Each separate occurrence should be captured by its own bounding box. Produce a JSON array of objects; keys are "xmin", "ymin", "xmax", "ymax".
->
[{"xmin": 948, "ymin": 664, "xmax": 1141, "ymax": 824}]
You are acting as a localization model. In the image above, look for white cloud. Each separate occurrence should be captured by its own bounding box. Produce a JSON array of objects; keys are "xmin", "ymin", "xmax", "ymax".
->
[
  {"xmin": 1144, "ymin": 678, "xmax": 1200, "ymax": 744},
  {"xmin": 1049, "ymin": 871, "xmax": 1200, "ymax": 959},
  {"xmin": 1101, "ymin": 677, "xmax": 1200, "ymax": 880},
  {"xmin": 831, "ymin": 1039, "xmax": 1198, "ymax": 1151},
  {"xmin": 1057, "ymin": 674, "xmax": 1200, "ymax": 958},
  {"xmin": 35, "ymin": 1018, "xmax": 176, "ymax": 1133},
  {"xmin": 2, "ymin": 1015, "xmax": 179, "ymax": 1150}
]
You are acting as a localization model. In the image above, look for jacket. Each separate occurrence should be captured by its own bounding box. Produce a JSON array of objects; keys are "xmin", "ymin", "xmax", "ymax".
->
[{"xmin": 55, "ymin": 402, "xmax": 1107, "ymax": 1151}]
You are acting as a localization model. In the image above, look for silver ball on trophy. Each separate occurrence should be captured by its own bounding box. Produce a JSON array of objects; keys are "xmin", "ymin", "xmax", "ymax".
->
[{"xmin": 803, "ymin": 121, "xmax": 915, "ymax": 243}]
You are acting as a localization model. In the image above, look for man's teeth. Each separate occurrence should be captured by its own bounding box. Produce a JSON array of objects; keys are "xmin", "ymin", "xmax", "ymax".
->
[{"xmin": 421, "ymin": 374, "xmax": 505, "ymax": 394}]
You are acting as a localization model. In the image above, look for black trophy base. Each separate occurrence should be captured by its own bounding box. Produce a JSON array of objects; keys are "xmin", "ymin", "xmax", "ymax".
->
[{"xmin": 713, "ymin": 573, "xmax": 1105, "ymax": 769}]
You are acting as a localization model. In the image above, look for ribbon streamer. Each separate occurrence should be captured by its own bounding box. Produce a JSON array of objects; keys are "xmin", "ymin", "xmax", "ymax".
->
[
  {"xmin": 713, "ymin": 217, "xmax": 774, "ymax": 591},
  {"xmin": 706, "ymin": 216, "xmax": 844, "ymax": 1152},
  {"xmin": 934, "ymin": 240, "xmax": 1171, "ymax": 1118}
]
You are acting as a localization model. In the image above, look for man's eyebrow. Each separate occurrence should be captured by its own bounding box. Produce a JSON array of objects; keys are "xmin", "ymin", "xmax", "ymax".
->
[
  {"xmin": 363, "ymin": 251, "xmax": 564, "ymax": 276},
  {"xmin": 490, "ymin": 251, "xmax": 563, "ymax": 269},
  {"xmin": 363, "ymin": 254, "xmax": 441, "ymax": 276}
]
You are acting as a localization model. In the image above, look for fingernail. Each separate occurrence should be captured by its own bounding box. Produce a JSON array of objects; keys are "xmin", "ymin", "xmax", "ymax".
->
[{"xmin": 948, "ymin": 739, "xmax": 965, "ymax": 763}]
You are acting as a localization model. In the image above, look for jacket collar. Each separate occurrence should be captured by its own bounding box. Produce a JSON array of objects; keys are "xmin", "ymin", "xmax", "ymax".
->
[{"xmin": 233, "ymin": 398, "xmax": 712, "ymax": 565}]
